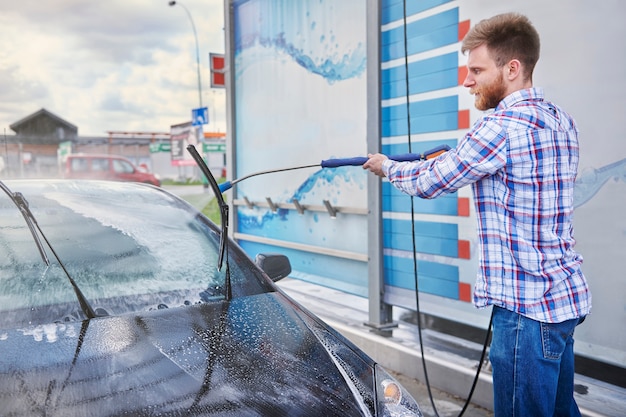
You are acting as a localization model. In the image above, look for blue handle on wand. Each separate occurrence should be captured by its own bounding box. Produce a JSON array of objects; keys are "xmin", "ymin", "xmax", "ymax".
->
[
  {"xmin": 320, "ymin": 144, "xmax": 450, "ymax": 168},
  {"xmin": 321, "ymin": 153, "xmax": 415, "ymax": 167}
]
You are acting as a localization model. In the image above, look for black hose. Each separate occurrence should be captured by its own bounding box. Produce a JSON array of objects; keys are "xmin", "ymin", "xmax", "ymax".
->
[{"xmin": 400, "ymin": 1, "xmax": 492, "ymax": 415}]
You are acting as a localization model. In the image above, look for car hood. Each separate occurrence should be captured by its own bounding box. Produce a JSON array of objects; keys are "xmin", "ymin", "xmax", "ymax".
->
[{"xmin": 0, "ymin": 292, "xmax": 375, "ymax": 416}]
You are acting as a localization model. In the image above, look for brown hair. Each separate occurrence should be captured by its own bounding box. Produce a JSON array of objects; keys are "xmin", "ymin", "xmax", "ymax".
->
[{"xmin": 461, "ymin": 13, "xmax": 540, "ymax": 81}]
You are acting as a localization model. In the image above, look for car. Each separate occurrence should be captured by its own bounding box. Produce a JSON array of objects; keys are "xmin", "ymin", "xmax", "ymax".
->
[
  {"xmin": 0, "ymin": 178, "xmax": 423, "ymax": 417},
  {"xmin": 64, "ymin": 153, "xmax": 161, "ymax": 186}
]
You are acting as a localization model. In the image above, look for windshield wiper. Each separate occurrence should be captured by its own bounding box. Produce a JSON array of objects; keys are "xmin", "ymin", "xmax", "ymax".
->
[
  {"xmin": 0, "ymin": 181, "xmax": 97, "ymax": 319},
  {"xmin": 0, "ymin": 182, "xmax": 50, "ymax": 266},
  {"xmin": 186, "ymin": 145, "xmax": 231, "ymax": 301}
]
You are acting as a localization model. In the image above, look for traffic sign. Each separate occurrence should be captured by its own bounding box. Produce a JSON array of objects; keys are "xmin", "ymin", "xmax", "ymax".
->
[{"xmin": 192, "ymin": 107, "xmax": 209, "ymax": 126}]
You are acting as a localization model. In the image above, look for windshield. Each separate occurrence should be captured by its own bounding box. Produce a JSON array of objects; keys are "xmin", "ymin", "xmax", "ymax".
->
[{"xmin": 0, "ymin": 180, "xmax": 272, "ymax": 329}]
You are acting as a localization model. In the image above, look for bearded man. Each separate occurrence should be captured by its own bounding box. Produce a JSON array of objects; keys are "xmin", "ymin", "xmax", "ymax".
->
[{"xmin": 364, "ymin": 12, "xmax": 591, "ymax": 417}]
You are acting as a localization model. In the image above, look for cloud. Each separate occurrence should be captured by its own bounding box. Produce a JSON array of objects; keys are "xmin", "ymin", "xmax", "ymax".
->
[{"xmin": 0, "ymin": 0, "xmax": 226, "ymax": 136}]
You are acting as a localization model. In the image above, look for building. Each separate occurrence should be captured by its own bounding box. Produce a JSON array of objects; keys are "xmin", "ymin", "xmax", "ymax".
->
[
  {"xmin": 1, "ymin": 108, "xmax": 224, "ymax": 181},
  {"xmin": 4, "ymin": 108, "xmax": 78, "ymax": 178}
]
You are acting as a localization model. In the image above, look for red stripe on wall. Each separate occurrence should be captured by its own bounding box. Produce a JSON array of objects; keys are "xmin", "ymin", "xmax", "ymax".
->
[
  {"xmin": 458, "ymin": 240, "xmax": 470, "ymax": 259},
  {"xmin": 457, "ymin": 197, "xmax": 470, "ymax": 217},
  {"xmin": 458, "ymin": 66, "xmax": 468, "ymax": 86},
  {"xmin": 458, "ymin": 20, "xmax": 471, "ymax": 42},
  {"xmin": 459, "ymin": 282, "xmax": 472, "ymax": 302},
  {"xmin": 458, "ymin": 109, "xmax": 470, "ymax": 130}
]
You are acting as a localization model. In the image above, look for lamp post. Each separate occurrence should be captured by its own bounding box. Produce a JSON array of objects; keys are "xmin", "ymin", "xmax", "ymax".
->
[{"xmin": 168, "ymin": 0, "xmax": 203, "ymax": 109}]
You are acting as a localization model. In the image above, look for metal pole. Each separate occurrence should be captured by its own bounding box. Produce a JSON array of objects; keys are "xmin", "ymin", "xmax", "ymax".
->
[
  {"xmin": 224, "ymin": 0, "xmax": 236, "ymax": 237},
  {"xmin": 365, "ymin": 0, "xmax": 394, "ymax": 332},
  {"xmin": 169, "ymin": 1, "xmax": 203, "ymax": 109}
]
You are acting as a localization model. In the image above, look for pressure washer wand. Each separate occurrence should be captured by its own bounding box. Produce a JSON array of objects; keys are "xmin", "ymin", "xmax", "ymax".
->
[
  {"xmin": 219, "ymin": 164, "xmax": 319, "ymax": 193},
  {"xmin": 218, "ymin": 144, "xmax": 450, "ymax": 193}
]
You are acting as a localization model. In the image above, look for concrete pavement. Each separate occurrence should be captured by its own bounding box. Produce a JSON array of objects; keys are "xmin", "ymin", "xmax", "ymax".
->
[{"xmin": 387, "ymin": 370, "xmax": 493, "ymax": 417}]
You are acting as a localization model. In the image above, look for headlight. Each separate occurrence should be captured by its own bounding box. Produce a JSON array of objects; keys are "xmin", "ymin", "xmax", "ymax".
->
[
  {"xmin": 375, "ymin": 364, "xmax": 423, "ymax": 417},
  {"xmin": 299, "ymin": 310, "xmax": 424, "ymax": 416}
]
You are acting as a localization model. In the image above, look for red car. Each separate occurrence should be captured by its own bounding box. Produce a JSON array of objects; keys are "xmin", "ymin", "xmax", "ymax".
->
[{"xmin": 65, "ymin": 153, "xmax": 160, "ymax": 186}]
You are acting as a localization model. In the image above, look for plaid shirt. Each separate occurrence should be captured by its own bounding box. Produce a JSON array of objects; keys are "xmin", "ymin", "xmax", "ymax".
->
[{"xmin": 383, "ymin": 88, "xmax": 591, "ymax": 323}]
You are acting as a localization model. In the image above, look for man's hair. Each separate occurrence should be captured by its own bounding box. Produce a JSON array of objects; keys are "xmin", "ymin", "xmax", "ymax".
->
[{"xmin": 461, "ymin": 13, "xmax": 540, "ymax": 81}]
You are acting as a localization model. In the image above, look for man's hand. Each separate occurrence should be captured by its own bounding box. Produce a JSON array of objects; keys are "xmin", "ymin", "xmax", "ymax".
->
[{"xmin": 363, "ymin": 153, "xmax": 389, "ymax": 178}]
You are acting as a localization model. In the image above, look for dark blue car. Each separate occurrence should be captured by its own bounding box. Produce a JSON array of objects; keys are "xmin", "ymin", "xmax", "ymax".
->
[{"xmin": 0, "ymin": 179, "xmax": 422, "ymax": 417}]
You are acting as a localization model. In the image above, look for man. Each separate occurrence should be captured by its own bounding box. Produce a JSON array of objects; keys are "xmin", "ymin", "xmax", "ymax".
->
[{"xmin": 363, "ymin": 13, "xmax": 591, "ymax": 417}]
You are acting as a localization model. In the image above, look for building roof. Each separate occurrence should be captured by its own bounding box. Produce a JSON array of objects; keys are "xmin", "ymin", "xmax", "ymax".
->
[
  {"xmin": 10, "ymin": 108, "xmax": 77, "ymax": 133},
  {"xmin": 8, "ymin": 108, "xmax": 78, "ymax": 145}
]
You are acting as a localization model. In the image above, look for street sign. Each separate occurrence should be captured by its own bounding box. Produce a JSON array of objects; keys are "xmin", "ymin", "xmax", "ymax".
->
[
  {"xmin": 149, "ymin": 142, "xmax": 171, "ymax": 153},
  {"xmin": 192, "ymin": 107, "xmax": 209, "ymax": 126},
  {"xmin": 57, "ymin": 140, "xmax": 73, "ymax": 163},
  {"xmin": 202, "ymin": 141, "xmax": 226, "ymax": 153}
]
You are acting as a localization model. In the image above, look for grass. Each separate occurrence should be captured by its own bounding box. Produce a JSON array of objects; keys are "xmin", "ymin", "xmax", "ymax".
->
[
  {"xmin": 201, "ymin": 195, "xmax": 224, "ymax": 224},
  {"xmin": 161, "ymin": 174, "xmax": 228, "ymax": 224},
  {"xmin": 160, "ymin": 178, "xmax": 206, "ymax": 186},
  {"xmin": 171, "ymin": 178, "xmax": 227, "ymax": 225}
]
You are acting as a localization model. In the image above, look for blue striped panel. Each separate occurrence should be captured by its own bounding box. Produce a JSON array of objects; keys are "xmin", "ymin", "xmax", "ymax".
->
[
  {"xmin": 382, "ymin": 8, "xmax": 459, "ymax": 62},
  {"xmin": 383, "ymin": 111, "xmax": 459, "ymax": 136},
  {"xmin": 382, "ymin": 68, "xmax": 458, "ymax": 99},
  {"xmin": 385, "ymin": 255, "xmax": 459, "ymax": 283},
  {"xmin": 381, "ymin": 8, "xmax": 456, "ymax": 47},
  {"xmin": 382, "ymin": 0, "xmax": 453, "ymax": 25},
  {"xmin": 385, "ymin": 269, "xmax": 460, "ymax": 299},
  {"xmin": 384, "ymin": 232, "xmax": 458, "ymax": 257},
  {"xmin": 384, "ymin": 218, "xmax": 457, "ymax": 239},
  {"xmin": 382, "ymin": 96, "xmax": 459, "ymax": 136},
  {"xmin": 383, "ymin": 218, "xmax": 459, "ymax": 258},
  {"xmin": 382, "ymin": 53, "xmax": 458, "ymax": 99},
  {"xmin": 381, "ymin": 0, "xmax": 464, "ymax": 302},
  {"xmin": 383, "ymin": 95, "xmax": 456, "ymax": 122},
  {"xmin": 382, "ymin": 53, "xmax": 456, "ymax": 84},
  {"xmin": 383, "ymin": 184, "xmax": 460, "ymax": 216},
  {"xmin": 381, "ymin": 138, "xmax": 461, "ymax": 216},
  {"xmin": 384, "ymin": 255, "xmax": 459, "ymax": 298}
]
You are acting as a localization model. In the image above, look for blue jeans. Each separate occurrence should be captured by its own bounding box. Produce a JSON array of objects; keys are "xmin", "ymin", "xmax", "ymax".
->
[{"xmin": 489, "ymin": 306, "xmax": 584, "ymax": 417}]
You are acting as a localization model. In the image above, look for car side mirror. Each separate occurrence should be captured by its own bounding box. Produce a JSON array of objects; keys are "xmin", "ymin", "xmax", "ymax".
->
[{"xmin": 255, "ymin": 253, "xmax": 291, "ymax": 282}]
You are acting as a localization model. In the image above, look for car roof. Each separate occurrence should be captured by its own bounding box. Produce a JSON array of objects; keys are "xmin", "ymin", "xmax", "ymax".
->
[{"xmin": 66, "ymin": 153, "xmax": 131, "ymax": 159}]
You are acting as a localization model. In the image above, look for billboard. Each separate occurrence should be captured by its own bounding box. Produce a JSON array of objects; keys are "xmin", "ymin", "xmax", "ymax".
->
[
  {"xmin": 230, "ymin": 0, "xmax": 369, "ymax": 294},
  {"xmin": 227, "ymin": 0, "xmax": 626, "ymax": 368},
  {"xmin": 170, "ymin": 121, "xmax": 201, "ymax": 167}
]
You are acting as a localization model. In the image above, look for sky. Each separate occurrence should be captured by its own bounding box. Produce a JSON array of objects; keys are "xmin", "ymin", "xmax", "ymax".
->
[{"xmin": 0, "ymin": 0, "xmax": 227, "ymax": 137}]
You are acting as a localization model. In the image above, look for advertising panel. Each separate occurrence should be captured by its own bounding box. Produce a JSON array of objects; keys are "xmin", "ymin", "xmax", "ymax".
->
[
  {"xmin": 231, "ymin": 0, "xmax": 369, "ymax": 294},
  {"xmin": 170, "ymin": 121, "xmax": 201, "ymax": 167},
  {"xmin": 379, "ymin": 0, "xmax": 626, "ymax": 367},
  {"xmin": 228, "ymin": 0, "xmax": 626, "ymax": 368}
]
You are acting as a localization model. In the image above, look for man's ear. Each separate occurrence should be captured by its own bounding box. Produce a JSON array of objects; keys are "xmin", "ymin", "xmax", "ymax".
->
[{"xmin": 506, "ymin": 59, "xmax": 522, "ymax": 80}]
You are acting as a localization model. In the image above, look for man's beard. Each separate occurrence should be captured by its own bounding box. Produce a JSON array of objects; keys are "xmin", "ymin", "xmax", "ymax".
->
[{"xmin": 474, "ymin": 72, "xmax": 506, "ymax": 111}]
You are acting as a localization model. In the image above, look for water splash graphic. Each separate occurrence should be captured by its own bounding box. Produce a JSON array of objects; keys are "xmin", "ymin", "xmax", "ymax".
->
[
  {"xmin": 238, "ymin": 166, "xmax": 364, "ymax": 230},
  {"xmin": 234, "ymin": 0, "xmax": 366, "ymax": 83},
  {"xmin": 574, "ymin": 158, "xmax": 626, "ymax": 208}
]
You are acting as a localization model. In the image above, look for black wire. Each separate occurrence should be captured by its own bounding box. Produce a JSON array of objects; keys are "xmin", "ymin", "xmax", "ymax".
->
[
  {"xmin": 400, "ymin": 2, "xmax": 492, "ymax": 416},
  {"xmin": 400, "ymin": 2, "xmax": 441, "ymax": 415},
  {"xmin": 458, "ymin": 311, "xmax": 493, "ymax": 416}
]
